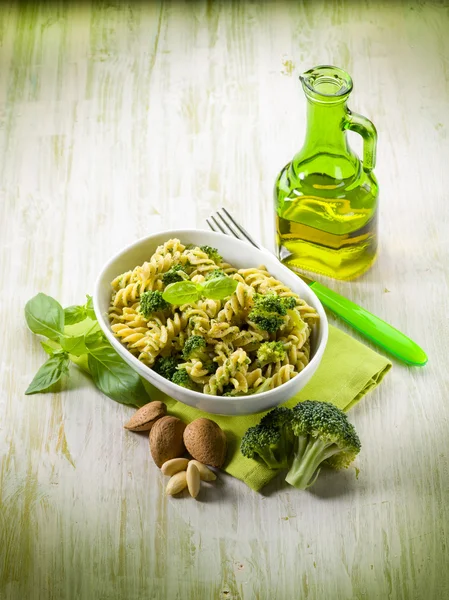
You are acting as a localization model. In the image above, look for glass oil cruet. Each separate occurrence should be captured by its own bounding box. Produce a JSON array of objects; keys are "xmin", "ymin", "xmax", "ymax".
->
[{"xmin": 274, "ymin": 65, "xmax": 378, "ymax": 280}]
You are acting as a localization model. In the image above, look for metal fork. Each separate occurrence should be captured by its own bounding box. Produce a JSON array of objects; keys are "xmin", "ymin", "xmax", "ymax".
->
[
  {"xmin": 206, "ymin": 208, "xmax": 428, "ymax": 366},
  {"xmin": 206, "ymin": 207, "xmax": 262, "ymax": 250}
]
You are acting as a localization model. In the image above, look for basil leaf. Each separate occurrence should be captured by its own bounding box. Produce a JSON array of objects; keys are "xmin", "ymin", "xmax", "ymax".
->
[
  {"xmin": 85, "ymin": 295, "xmax": 97, "ymax": 321},
  {"xmin": 85, "ymin": 327, "xmax": 108, "ymax": 351},
  {"xmin": 64, "ymin": 305, "xmax": 87, "ymax": 326},
  {"xmin": 25, "ymin": 293, "xmax": 64, "ymax": 341},
  {"xmin": 201, "ymin": 276, "xmax": 238, "ymax": 300},
  {"xmin": 41, "ymin": 340, "xmax": 57, "ymax": 355},
  {"xmin": 25, "ymin": 353, "xmax": 70, "ymax": 395},
  {"xmin": 88, "ymin": 346, "xmax": 148, "ymax": 406},
  {"xmin": 60, "ymin": 334, "xmax": 89, "ymax": 357},
  {"xmin": 162, "ymin": 281, "xmax": 200, "ymax": 305}
]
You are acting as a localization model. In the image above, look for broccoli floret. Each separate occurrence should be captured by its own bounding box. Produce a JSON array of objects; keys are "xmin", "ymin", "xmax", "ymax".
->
[
  {"xmin": 205, "ymin": 268, "xmax": 226, "ymax": 281},
  {"xmin": 257, "ymin": 341, "xmax": 286, "ymax": 365},
  {"xmin": 162, "ymin": 264, "xmax": 186, "ymax": 285},
  {"xmin": 153, "ymin": 356, "xmax": 179, "ymax": 380},
  {"xmin": 282, "ymin": 296, "xmax": 297, "ymax": 309},
  {"xmin": 204, "ymin": 360, "xmax": 217, "ymax": 375},
  {"xmin": 140, "ymin": 291, "xmax": 169, "ymax": 317},
  {"xmin": 240, "ymin": 411, "xmax": 294, "ymax": 469},
  {"xmin": 285, "ymin": 401, "xmax": 361, "ymax": 489},
  {"xmin": 182, "ymin": 335, "xmax": 207, "ymax": 360},
  {"xmin": 172, "ymin": 368, "xmax": 195, "ymax": 389},
  {"xmin": 248, "ymin": 294, "xmax": 295, "ymax": 333},
  {"xmin": 259, "ymin": 406, "xmax": 292, "ymax": 429},
  {"xmin": 200, "ymin": 245, "xmax": 222, "ymax": 264},
  {"xmin": 248, "ymin": 311, "xmax": 285, "ymax": 333},
  {"xmin": 254, "ymin": 293, "xmax": 288, "ymax": 316}
]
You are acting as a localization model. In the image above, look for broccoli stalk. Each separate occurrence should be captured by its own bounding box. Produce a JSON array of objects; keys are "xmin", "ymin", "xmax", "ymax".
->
[{"xmin": 285, "ymin": 401, "xmax": 361, "ymax": 489}]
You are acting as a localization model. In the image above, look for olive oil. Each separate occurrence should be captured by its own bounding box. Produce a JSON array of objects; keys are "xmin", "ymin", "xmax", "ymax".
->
[{"xmin": 274, "ymin": 66, "xmax": 379, "ymax": 281}]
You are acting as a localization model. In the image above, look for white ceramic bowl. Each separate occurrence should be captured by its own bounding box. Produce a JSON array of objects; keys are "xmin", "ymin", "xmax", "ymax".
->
[{"xmin": 93, "ymin": 230, "xmax": 328, "ymax": 415}]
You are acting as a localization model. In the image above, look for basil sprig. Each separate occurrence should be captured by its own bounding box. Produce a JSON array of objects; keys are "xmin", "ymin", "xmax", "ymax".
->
[
  {"xmin": 24, "ymin": 293, "xmax": 149, "ymax": 407},
  {"xmin": 162, "ymin": 275, "xmax": 238, "ymax": 305}
]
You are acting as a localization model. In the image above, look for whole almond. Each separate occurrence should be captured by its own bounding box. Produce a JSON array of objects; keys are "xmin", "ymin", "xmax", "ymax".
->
[
  {"xmin": 186, "ymin": 462, "xmax": 200, "ymax": 499},
  {"xmin": 149, "ymin": 416, "xmax": 186, "ymax": 467},
  {"xmin": 183, "ymin": 418, "xmax": 227, "ymax": 468},
  {"xmin": 166, "ymin": 471, "xmax": 187, "ymax": 496},
  {"xmin": 124, "ymin": 401, "xmax": 166, "ymax": 432},
  {"xmin": 161, "ymin": 458, "xmax": 189, "ymax": 477},
  {"xmin": 189, "ymin": 460, "xmax": 217, "ymax": 482}
]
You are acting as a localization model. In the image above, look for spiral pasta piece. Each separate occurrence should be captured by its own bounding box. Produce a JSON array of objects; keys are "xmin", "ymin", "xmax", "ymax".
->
[
  {"xmin": 205, "ymin": 348, "xmax": 250, "ymax": 395},
  {"xmin": 257, "ymin": 364, "xmax": 296, "ymax": 392},
  {"xmin": 217, "ymin": 282, "xmax": 254, "ymax": 324}
]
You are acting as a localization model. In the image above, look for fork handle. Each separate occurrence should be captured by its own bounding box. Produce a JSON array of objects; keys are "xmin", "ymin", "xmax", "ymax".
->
[{"xmin": 310, "ymin": 281, "xmax": 428, "ymax": 366}]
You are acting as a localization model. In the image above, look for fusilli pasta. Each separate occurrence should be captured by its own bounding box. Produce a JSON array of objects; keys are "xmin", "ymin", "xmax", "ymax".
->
[{"xmin": 109, "ymin": 239, "xmax": 319, "ymax": 396}]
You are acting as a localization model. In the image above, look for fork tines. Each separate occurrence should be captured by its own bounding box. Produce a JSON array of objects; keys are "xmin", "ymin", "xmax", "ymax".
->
[{"xmin": 206, "ymin": 207, "xmax": 260, "ymax": 249}]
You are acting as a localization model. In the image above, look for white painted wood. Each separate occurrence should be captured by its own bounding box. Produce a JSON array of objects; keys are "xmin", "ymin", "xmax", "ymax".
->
[{"xmin": 1, "ymin": 2, "xmax": 448, "ymax": 598}]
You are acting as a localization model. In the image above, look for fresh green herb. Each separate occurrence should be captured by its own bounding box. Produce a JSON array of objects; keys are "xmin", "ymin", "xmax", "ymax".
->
[
  {"xmin": 201, "ymin": 276, "xmax": 238, "ymax": 300},
  {"xmin": 162, "ymin": 281, "xmax": 200, "ymax": 305},
  {"xmin": 25, "ymin": 353, "xmax": 70, "ymax": 395},
  {"xmin": 88, "ymin": 346, "xmax": 148, "ymax": 406},
  {"xmin": 25, "ymin": 293, "xmax": 64, "ymax": 341},
  {"xmin": 140, "ymin": 290, "xmax": 170, "ymax": 317},
  {"xmin": 63, "ymin": 295, "xmax": 96, "ymax": 326},
  {"xmin": 162, "ymin": 270, "xmax": 238, "ymax": 305},
  {"xmin": 85, "ymin": 295, "xmax": 96, "ymax": 320},
  {"xmin": 41, "ymin": 340, "xmax": 59, "ymax": 355},
  {"xmin": 64, "ymin": 305, "xmax": 87, "ymax": 326},
  {"xmin": 24, "ymin": 293, "xmax": 150, "ymax": 407},
  {"xmin": 200, "ymin": 245, "xmax": 222, "ymax": 263},
  {"xmin": 60, "ymin": 334, "xmax": 89, "ymax": 357}
]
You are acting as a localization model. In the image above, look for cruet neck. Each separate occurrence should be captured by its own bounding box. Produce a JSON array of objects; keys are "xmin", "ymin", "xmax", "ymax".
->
[
  {"xmin": 300, "ymin": 65, "xmax": 353, "ymax": 104},
  {"xmin": 299, "ymin": 66, "xmax": 353, "ymax": 153}
]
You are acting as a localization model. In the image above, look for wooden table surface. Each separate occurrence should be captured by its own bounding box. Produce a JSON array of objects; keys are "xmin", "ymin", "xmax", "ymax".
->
[{"xmin": 1, "ymin": 2, "xmax": 448, "ymax": 599}]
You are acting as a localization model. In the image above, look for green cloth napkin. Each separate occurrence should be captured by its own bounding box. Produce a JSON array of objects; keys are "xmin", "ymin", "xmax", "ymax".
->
[{"xmin": 143, "ymin": 325, "xmax": 391, "ymax": 492}]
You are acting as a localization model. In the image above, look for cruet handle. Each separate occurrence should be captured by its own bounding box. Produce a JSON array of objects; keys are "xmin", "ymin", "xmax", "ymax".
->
[{"xmin": 344, "ymin": 110, "xmax": 377, "ymax": 172}]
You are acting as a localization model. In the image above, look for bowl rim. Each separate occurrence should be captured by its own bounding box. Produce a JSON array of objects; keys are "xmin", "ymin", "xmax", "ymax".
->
[{"xmin": 93, "ymin": 229, "xmax": 329, "ymax": 406}]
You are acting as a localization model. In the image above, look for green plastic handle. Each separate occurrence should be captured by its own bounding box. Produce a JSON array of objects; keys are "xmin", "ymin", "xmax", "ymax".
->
[{"xmin": 310, "ymin": 281, "xmax": 428, "ymax": 366}]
